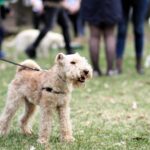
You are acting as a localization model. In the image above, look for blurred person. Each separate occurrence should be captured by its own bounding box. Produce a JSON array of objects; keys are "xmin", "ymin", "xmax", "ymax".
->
[
  {"xmin": 0, "ymin": 0, "xmax": 7, "ymax": 58},
  {"xmin": 63, "ymin": 0, "xmax": 85, "ymax": 50},
  {"xmin": 116, "ymin": 0, "xmax": 148, "ymax": 74},
  {"xmin": 0, "ymin": 24, "xmax": 5, "ymax": 58},
  {"xmin": 31, "ymin": 0, "xmax": 45, "ymax": 29},
  {"xmin": 63, "ymin": 0, "xmax": 84, "ymax": 40},
  {"xmin": 81, "ymin": 0, "xmax": 122, "ymax": 76},
  {"xmin": 26, "ymin": 0, "xmax": 74, "ymax": 59}
]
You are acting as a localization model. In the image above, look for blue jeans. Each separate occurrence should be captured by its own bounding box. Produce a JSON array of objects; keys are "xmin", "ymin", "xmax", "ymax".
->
[{"xmin": 116, "ymin": 0, "xmax": 148, "ymax": 59}]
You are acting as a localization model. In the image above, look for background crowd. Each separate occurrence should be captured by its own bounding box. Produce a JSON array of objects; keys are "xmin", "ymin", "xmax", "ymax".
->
[{"xmin": 0, "ymin": 0, "xmax": 150, "ymax": 76}]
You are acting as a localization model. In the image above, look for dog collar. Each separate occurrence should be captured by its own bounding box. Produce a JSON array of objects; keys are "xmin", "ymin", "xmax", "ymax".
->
[{"xmin": 42, "ymin": 87, "xmax": 66, "ymax": 94}]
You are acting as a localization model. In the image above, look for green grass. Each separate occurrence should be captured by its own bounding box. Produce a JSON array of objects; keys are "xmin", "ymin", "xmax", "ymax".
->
[{"xmin": 0, "ymin": 25, "xmax": 150, "ymax": 149}]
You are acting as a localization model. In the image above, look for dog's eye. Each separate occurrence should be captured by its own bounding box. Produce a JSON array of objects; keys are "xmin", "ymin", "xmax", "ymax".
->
[{"xmin": 70, "ymin": 61, "xmax": 76, "ymax": 65}]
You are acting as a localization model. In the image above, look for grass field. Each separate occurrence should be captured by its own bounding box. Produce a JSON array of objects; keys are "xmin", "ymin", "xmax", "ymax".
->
[{"xmin": 0, "ymin": 25, "xmax": 150, "ymax": 150}]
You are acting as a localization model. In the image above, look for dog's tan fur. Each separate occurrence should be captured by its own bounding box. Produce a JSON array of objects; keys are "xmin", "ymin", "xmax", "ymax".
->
[{"xmin": 0, "ymin": 53, "xmax": 92, "ymax": 144}]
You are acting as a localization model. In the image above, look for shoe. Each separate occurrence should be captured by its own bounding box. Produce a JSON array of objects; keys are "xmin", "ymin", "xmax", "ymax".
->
[
  {"xmin": 0, "ymin": 51, "xmax": 5, "ymax": 59},
  {"xmin": 136, "ymin": 56, "xmax": 144, "ymax": 74},
  {"xmin": 106, "ymin": 70, "xmax": 118, "ymax": 76},
  {"xmin": 93, "ymin": 70, "xmax": 102, "ymax": 77},
  {"xmin": 71, "ymin": 42, "xmax": 84, "ymax": 50},
  {"xmin": 66, "ymin": 48, "xmax": 75, "ymax": 54},
  {"xmin": 136, "ymin": 65, "xmax": 144, "ymax": 74},
  {"xmin": 25, "ymin": 45, "xmax": 36, "ymax": 59},
  {"xmin": 116, "ymin": 58, "xmax": 123, "ymax": 74},
  {"xmin": 137, "ymin": 68, "xmax": 144, "ymax": 74}
]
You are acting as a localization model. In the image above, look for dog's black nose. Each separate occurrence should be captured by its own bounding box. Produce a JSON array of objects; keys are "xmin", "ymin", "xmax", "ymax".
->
[{"xmin": 83, "ymin": 70, "xmax": 89, "ymax": 75}]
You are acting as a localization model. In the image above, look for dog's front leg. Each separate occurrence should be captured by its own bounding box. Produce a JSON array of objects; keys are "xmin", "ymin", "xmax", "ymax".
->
[
  {"xmin": 57, "ymin": 104, "xmax": 74, "ymax": 142},
  {"xmin": 38, "ymin": 103, "xmax": 53, "ymax": 144}
]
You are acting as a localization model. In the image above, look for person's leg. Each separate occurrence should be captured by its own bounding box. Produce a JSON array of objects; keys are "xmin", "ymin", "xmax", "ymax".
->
[
  {"xmin": 0, "ymin": 26, "xmax": 4, "ymax": 50},
  {"xmin": 0, "ymin": 24, "xmax": 5, "ymax": 58},
  {"xmin": 57, "ymin": 9, "xmax": 74, "ymax": 54},
  {"xmin": 89, "ymin": 24, "xmax": 102, "ymax": 76},
  {"xmin": 68, "ymin": 12, "xmax": 78, "ymax": 38},
  {"xmin": 32, "ymin": 12, "xmax": 40, "ymax": 29},
  {"xmin": 26, "ymin": 7, "xmax": 59, "ymax": 58},
  {"xmin": 116, "ymin": 0, "xmax": 130, "ymax": 73},
  {"xmin": 0, "ymin": 6, "xmax": 5, "ymax": 58},
  {"xmin": 132, "ymin": 0, "xmax": 148, "ymax": 74},
  {"xmin": 103, "ymin": 25, "xmax": 116, "ymax": 75},
  {"xmin": 77, "ymin": 9, "xmax": 85, "ymax": 37}
]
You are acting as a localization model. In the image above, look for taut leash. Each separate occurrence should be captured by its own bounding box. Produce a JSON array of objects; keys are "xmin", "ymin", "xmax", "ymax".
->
[{"xmin": 0, "ymin": 58, "xmax": 40, "ymax": 71}]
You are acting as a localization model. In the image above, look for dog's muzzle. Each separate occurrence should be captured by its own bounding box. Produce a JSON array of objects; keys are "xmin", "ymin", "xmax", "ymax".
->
[{"xmin": 77, "ymin": 69, "xmax": 90, "ymax": 83}]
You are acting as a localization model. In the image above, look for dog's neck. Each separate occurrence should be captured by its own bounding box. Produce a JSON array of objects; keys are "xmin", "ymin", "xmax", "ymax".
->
[
  {"xmin": 57, "ymin": 73, "xmax": 66, "ymax": 83},
  {"xmin": 46, "ymin": 65, "xmax": 73, "ymax": 93}
]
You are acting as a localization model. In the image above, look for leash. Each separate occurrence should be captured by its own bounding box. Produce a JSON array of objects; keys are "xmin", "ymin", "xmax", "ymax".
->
[{"xmin": 0, "ymin": 58, "xmax": 40, "ymax": 71}]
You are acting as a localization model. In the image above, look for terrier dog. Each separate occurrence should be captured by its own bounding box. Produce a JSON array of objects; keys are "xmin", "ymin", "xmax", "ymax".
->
[{"xmin": 0, "ymin": 53, "xmax": 92, "ymax": 144}]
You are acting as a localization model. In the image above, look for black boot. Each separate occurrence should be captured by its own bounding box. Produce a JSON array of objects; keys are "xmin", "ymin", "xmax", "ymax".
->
[
  {"xmin": 116, "ymin": 58, "xmax": 123, "ymax": 74},
  {"xmin": 136, "ymin": 56, "xmax": 144, "ymax": 74},
  {"xmin": 25, "ymin": 44, "xmax": 36, "ymax": 59}
]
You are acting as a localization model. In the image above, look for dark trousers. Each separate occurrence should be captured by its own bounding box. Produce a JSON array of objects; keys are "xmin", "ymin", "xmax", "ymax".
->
[
  {"xmin": 0, "ymin": 6, "xmax": 5, "ymax": 51},
  {"xmin": 68, "ymin": 10, "xmax": 85, "ymax": 37},
  {"xmin": 32, "ymin": 12, "xmax": 45, "ymax": 29},
  {"xmin": 0, "ymin": 26, "xmax": 4, "ymax": 50},
  {"xmin": 32, "ymin": 7, "xmax": 73, "ymax": 54},
  {"xmin": 116, "ymin": 0, "xmax": 148, "ymax": 59},
  {"xmin": 68, "ymin": 12, "xmax": 79, "ymax": 37}
]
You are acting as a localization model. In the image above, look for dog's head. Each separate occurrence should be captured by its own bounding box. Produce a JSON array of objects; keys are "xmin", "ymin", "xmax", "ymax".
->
[{"xmin": 55, "ymin": 53, "xmax": 93, "ymax": 87}]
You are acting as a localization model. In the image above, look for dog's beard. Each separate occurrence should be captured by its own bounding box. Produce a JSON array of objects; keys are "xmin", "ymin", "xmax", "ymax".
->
[
  {"xmin": 72, "ymin": 79, "xmax": 85, "ymax": 88},
  {"xmin": 66, "ymin": 70, "xmax": 92, "ymax": 88},
  {"xmin": 70, "ymin": 75, "xmax": 87, "ymax": 88}
]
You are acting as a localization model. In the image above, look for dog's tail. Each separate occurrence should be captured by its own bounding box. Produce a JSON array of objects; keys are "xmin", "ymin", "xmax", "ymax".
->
[{"xmin": 17, "ymin": 59, "xmax": 41, "ymax": 72}]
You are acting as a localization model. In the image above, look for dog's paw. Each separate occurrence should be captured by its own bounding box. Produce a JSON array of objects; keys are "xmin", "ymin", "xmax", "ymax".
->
[
  {"xmin": 0, "ymin": 127, "xmax": 9, "ymax": 136},
  {"xmin": 61, "ymin": 136, "xmax": 75, "ymax": 143},
  {"xmin": 0, "ymin": 130, "xmax": 8, "ymax": 136},
  {"xmin": 21, "ymin": 127, "xmax": 33, "ymax": 135},
  {"xmin": 0, "ymin": 123, "xmax": 9, "ymax": 136}
]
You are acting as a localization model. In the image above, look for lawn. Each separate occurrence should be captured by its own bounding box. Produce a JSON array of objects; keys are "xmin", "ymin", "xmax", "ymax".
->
[{"xmin": 0, "ymin": 25, "xmax": 150, "ymax": 150}]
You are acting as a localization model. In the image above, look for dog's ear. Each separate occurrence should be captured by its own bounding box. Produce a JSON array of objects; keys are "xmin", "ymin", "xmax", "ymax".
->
[{"xmin": 55, "ymin": 53, "xmax": 65, "ymax": 65}]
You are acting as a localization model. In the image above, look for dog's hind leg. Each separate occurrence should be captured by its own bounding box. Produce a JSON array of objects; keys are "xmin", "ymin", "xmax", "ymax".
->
[
  {"xmin": 20, "ymin": 98, "xmax": 36, "ymax": 135},
  {"xmin": 0, "ymin": 88, "xmax": 23, "ymax": 135}
]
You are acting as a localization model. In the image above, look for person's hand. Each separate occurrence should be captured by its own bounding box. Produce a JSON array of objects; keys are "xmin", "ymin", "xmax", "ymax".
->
[
  {"xmin": 61, "ymin": 1, "xmax": 80, "ymax": 14},
  {"xmin": 68, "ymin": 4, "xmax": 80, "ymax": 14},
  {"xmin": 31, "ymin": 0, "xmax": 44, "ymax": 14}
]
